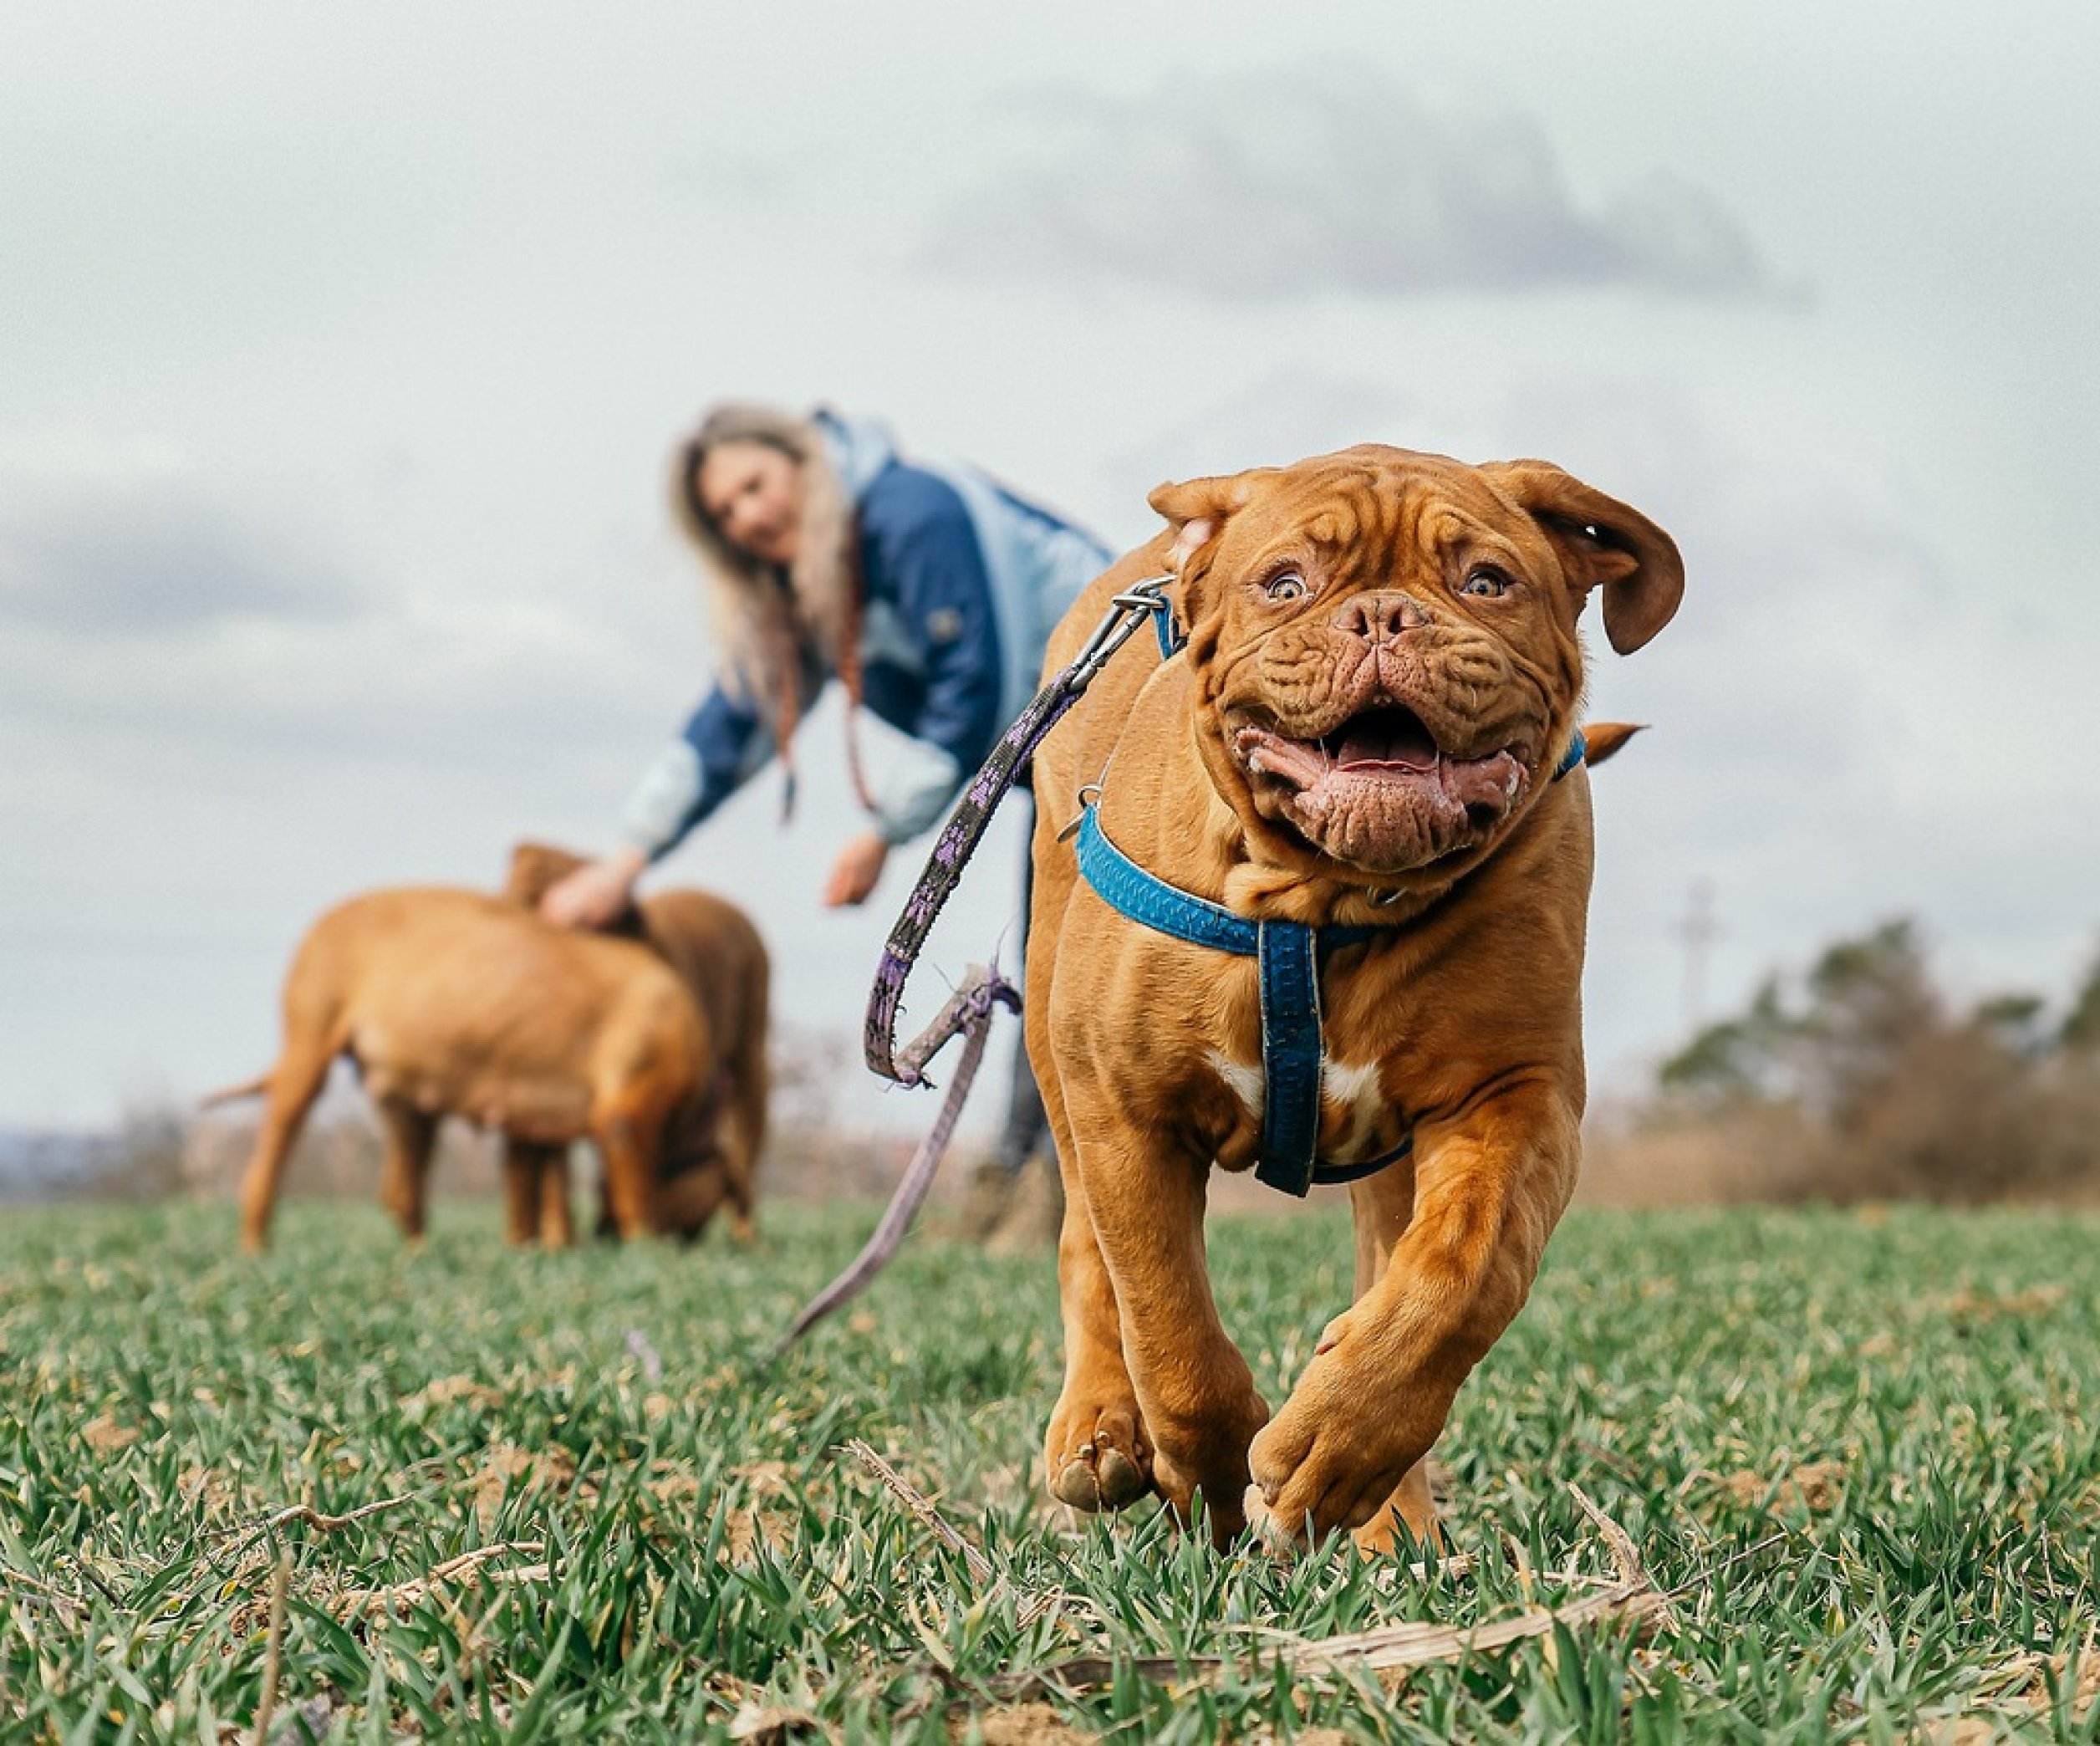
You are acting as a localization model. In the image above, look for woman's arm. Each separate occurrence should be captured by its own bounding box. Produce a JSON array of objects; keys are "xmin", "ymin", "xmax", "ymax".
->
[
  {"xmin": 541, "ymin": 685, "xmax": 772, "ymax": 927},
  {"xmin": 539, "ymin": 843, "xmax": 650, "ymax": 929}
]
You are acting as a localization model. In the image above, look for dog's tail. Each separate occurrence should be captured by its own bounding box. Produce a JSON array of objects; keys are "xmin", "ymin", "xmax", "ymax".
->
[
  {"xmin": 1580, "ymin": 721, "xmax": 1647, "ymax": 768},
  {"xmin": 198, "ymin": 1074, "xmax": 271, "ymax": 1109}
]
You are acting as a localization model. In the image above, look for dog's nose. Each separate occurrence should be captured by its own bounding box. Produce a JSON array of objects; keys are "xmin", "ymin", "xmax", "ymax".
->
[{"xmin": 1334, "ymin": 591, "xmax": 1430, "ymax": 641}]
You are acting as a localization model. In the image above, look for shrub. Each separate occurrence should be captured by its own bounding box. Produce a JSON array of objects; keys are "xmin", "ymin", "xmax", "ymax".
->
[{"xmin": 1629, "ymin": 919, "xmax": 2100, "ymax": 1203}]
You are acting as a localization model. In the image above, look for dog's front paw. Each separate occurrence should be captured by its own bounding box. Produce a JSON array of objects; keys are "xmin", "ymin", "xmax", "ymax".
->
[
  {"xmin": 1045, "ymin": 1391, "xmax": 1153, "ymax": 1512},
  {"xmin": 1245, "ymin": 1322, "xmax": 1441, "ymax": 1546},
  {"xmin": 1241, "ymin": 1483, "xmax": 1305, "ymax": 1560}
]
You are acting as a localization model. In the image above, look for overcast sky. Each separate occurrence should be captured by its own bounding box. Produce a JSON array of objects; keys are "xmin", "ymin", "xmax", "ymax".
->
[{"xmin": 3, "ymin": 1, "xmax": 2097, "ymax": 1141}]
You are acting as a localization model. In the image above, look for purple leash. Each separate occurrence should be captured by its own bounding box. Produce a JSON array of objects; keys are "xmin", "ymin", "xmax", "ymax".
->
[{"xmin": 772, "ymin": 576, "xmax": 1179, "ymax": 1354}]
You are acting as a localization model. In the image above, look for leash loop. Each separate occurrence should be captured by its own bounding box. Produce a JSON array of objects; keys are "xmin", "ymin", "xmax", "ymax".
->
[
  {"xmin": 862, "ymin": 575, "xmax": 1177, "ymax": 1090},
  {"xmin": 769, "ymin": 976, "xmax": 1003, "ymax": 1360},
  {"xmin": 776, "ymin": 574, "xmax": 1179, "ymax": 1351}
]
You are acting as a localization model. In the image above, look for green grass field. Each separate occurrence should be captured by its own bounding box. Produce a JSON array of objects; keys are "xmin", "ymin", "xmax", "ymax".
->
[{"xmin": 3, "ymin": 1196, "xmax": 2097, "ymax": 1742}]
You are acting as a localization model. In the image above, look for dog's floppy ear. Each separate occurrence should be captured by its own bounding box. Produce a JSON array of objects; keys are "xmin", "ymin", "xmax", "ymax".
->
[
  {"xmin": 502, "ymin": 840, "xmax": 589, "ymax": 908},
  {"xmin": 1482, "ymin": 462, "xmax": 1684, "ymax": 655},
  {"xmin": 507, "ymin": 841, "xmax": 649, "ymax": 937},
  {"xmin": 1148, "ymin": 468, "xmax": 1280, "ymax": 579}
]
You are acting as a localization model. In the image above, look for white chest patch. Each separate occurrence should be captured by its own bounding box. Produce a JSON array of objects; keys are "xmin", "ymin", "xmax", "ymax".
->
[
  {"xmin": 1205, "ymin": 1049, "xmax": 1265, "ymax": 1120},
  {"xmin": 1203, "ymin": 1051, "xmax": 1389, "ymax": 1159},
  {"xmin": 1321, "ymin": 1058, "xmax": 1385, "ymax": 1160}
]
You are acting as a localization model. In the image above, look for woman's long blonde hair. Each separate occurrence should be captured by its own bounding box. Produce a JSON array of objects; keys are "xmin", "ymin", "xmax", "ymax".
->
[{"xmin": 670, "ymin": 403, "xmax": 867, "ymax": 812}]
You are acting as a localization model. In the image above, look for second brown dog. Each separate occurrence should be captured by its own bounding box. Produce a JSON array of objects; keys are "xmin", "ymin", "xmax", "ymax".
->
[{"xmin": 222, "ymin": 845, "xmax": 767, "ymax": 1251}]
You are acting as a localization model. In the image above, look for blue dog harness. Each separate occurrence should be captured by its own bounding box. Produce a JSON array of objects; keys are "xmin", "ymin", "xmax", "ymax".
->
[{"xmin": 1074, "ymin": 729, "xmax": 1587, "ymax": 1197}]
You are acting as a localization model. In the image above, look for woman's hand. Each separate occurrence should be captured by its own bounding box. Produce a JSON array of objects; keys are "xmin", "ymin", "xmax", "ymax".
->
[
  {"xmin": 823, "ymin": 830, "xmax": 891, "ymax": 907},
  {"xmin": 539, "ymin": 848, "xmax": 648, "ymax": 930}
]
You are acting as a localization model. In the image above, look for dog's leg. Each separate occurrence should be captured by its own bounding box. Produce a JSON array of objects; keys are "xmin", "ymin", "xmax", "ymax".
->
[
  {"xmin": 1066, "ymin": 1102, "xmax": 1271, "ymax": 1544},
  {"xmin": 1350, "ymin": 1464, "xmax": 1439, "ymax": 1555},
  {"xmin": 375, "ymin": 1099, "xmax": 438, "ymax": 1243},
  {"xmin": 500, "ymin": 1141, "xmax": 570, "ymax": 1246},
  {"xmin": 714, "ymin": 1077, "xmax": 758, "ymax": 1243},
  {"xmin": 1342, "ymin": 1165, "xmax": 1441, "ymax": 1554},
  {"xmin": 590, "ymin": 1147, "xmax": 618, "ymax": 1239},
  {"xmin": 1246, "ymin": 1087, "xmax": 1579, "ymax": 1547},
  {"xmin": 501, "ymin": 1141, "xmax": 540, "ymax": 1244},
  {"xmin": 1032, "ymin": 980, "xmax": 1155, "ymax": 1516},
  {"xmin": 595, "ymin": 1104, "xmax": 662, "ymax": 1241},
  {"xmin": 1043, "ymin": 1182, "xmax": 1155, "ymax": 1514},
  {"xmin": 538, "ymin": 1146, "xmax": 577, "ymax": 1247},
  {"xmin": 722, "ymin": 1158, "xmax": 757, "ymax": 1243},
  {"xmin": 236, "ymin": 1046, "xmax": 334, "ymax": 1253}
]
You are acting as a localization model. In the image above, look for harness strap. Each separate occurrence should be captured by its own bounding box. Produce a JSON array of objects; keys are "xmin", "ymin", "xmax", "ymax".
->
[
  {"xmin": 1073, "ymin": 727, "xmax": 1588, "ymax": 1197},
  {"xmin": 1257, "ymin": 918, "xmax": 1370, "ymax": 1193},
  {"xmin": 1073, "ymin": 806, "xmax": 1384, "ymax": 956},
  {"xmin": 1076, "ymin": 805, "xmax": 1405, "ymax": 1195}
]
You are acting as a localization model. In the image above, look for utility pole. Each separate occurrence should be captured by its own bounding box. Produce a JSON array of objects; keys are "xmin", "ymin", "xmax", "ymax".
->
[{"xmin": 1674, "ymin": 878, "xmax": 1719, "ymax": 1033}]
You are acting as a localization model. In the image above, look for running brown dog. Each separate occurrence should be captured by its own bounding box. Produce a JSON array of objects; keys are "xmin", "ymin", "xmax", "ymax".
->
[
  {"xmin": 1024, "ymin": 444, "xmax": 1682, "ymax": 1552},
  {"xmin": 222, "ymin": 848, "xmax": 767, "ymax": 1251}
]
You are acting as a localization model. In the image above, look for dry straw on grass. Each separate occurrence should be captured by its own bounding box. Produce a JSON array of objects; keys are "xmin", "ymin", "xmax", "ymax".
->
[{"xmin": 840, "ymin": 1440, "xmax": 1688, "ymax": 1698}]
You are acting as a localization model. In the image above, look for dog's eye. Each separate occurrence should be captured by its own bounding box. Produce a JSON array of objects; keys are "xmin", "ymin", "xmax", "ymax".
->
[
  {"xmin": 1265, "ymin": 571, "xmax": 1308, "ymax": 603},
  {"xmin": 1460, "ymin": 567, "xmax": 1509, "ymax": 599}
]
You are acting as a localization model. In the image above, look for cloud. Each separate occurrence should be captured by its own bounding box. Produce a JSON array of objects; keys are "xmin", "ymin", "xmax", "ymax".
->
[
  {"xmin": 0, "ymin": 462, "xmax": 369, "ymax": 635},
  {"xmin": 0, "ymin": 444, "xmax": 702, "ymax": 810},
  {"xmin": 0, "ymin": 587, "xmax": 678, "ymax": 782},
  {"xmin": 921, "ymin": 66, "xmax": 1771, "ymax": 304}
]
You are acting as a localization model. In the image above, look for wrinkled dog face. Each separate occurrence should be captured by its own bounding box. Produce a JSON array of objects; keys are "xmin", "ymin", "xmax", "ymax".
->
[
  {"xmin": 1156, "ymin": 446, "xmax": 1684, "ymax": 881},
  {"xmin": 1200, "ymin": 467, "xmax": 1568, "ymax": 874}
]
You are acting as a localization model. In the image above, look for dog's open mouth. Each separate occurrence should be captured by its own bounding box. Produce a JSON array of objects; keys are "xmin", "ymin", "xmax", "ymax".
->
[
  {"xmin": 1236, "ymin": 704, "xmax": 1459, "ymax": 787},
  {"xmin": 1232, "ymin": 705, "xmax": 1530, "ymax": 870},
  {"xmin": 1322, "ymin": 705, "xmax": 1441, "ymax": 772}
]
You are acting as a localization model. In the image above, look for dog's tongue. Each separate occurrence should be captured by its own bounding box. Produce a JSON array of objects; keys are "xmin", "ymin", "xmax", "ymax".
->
[{"xmin": 1330, "ymin": 707, "xmax": 1440, "ymax": 770}]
